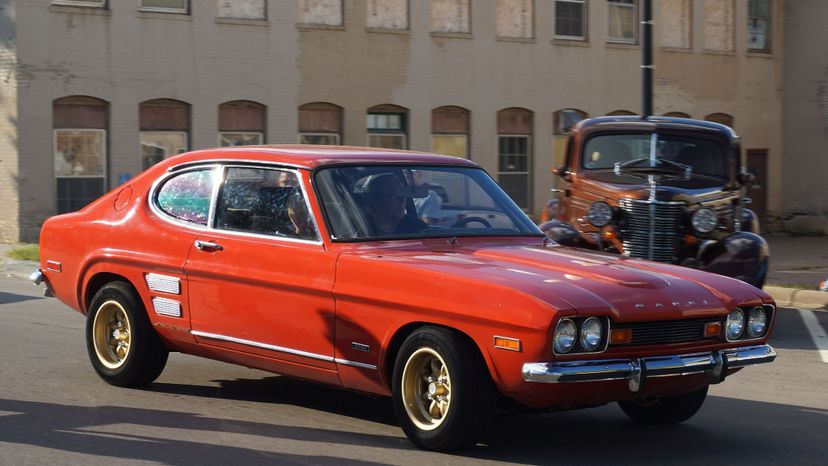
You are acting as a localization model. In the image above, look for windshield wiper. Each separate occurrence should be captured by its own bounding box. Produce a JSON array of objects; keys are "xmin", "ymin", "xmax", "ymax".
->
[{"xmin": 614, "ymin": 157, "xmax": 692, "ymax": 180}]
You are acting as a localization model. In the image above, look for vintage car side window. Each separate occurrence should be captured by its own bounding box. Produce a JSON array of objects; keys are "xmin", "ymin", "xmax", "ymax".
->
[
  {"xmin": 215, "ymin": 167, "xmax": 318, "ymax": 241},
  {"xmin": 155, "ymin": 169, "xmax": 215, "ymax": 225}
]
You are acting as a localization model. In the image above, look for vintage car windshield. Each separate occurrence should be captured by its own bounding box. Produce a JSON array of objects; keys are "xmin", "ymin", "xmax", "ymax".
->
[
  {"xmin": 581, "ymin": 133, "xmax": 729, "ymax": 180},
  {"xmin": 315, "ymin": 165, "xmax": 542, "ymax": 241}
]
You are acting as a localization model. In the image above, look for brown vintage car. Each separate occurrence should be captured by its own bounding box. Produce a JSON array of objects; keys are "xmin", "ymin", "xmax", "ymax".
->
[{"xmin": 540, "ymin": 116, "xmax": 768, "ymax": 289}]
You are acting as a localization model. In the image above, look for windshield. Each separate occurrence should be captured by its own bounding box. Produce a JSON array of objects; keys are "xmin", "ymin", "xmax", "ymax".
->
[
  {"xmin": 581, "ymin": 133, "xmax": 729, "ymax": 179},
  {"xmin": 314, "ymin": 165, "xmax": 542, "ymax": 241}
]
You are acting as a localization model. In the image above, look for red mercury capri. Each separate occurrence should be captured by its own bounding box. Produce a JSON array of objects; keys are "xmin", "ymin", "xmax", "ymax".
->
[{"xmin": 32, "ymin": 146, "xmax": 776, "ymax": 451}]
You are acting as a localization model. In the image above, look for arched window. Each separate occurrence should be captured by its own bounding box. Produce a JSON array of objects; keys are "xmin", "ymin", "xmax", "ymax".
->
[
  {"xmin": 705, "ymin": 112, "xmax": 734, "ymax": 128},
  {"xmin": 607, "ymin": 109, "xmax": 637, "ymax": 116},
  {"xmin": 663, "ymin": 111, "xmax": 691, "ymax": 118},
  {"xmin": 431, "ymin": 106, "xmax": 470, "ymax": 158},
  {"xmin": 299, "ymin": 102, "xmax": 343, "ymax": 145},
  {"xmin": 219, "ymin": 100, "xmax": 266, "ymax": 146},
  {"xmin": 140, "ymin": 98, "xmax": 190, "ymax": 170},
  {"xmin": 367, "ymin": 104, "xmax": 408, "ymax": 149},
  {"xmin": 53, "ymin": 96, "xmax": 108, "ymax": 213},
  {"xmin": 553, "ymin": 108, "xmax": 587, "ymax": 134},
  {"xmin": 497, "ymin": 107, "xmax": 533, "ymax": 210}
]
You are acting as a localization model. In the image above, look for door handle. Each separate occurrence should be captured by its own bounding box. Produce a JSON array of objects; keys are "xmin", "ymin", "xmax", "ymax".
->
[{"xmin": 194, "ymin": 240, "xmax": 223, "ymax": 252}]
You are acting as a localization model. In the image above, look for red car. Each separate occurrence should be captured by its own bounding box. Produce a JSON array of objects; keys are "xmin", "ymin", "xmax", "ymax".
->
[{"xmin": 33, "ymin": 146, "xmax": 777, "ymax": 451}]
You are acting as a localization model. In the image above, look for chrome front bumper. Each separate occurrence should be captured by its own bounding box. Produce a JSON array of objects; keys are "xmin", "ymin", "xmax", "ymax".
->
[{"xmin": 522, "ymin": 344, "xmax": 776, "ymax": 392}]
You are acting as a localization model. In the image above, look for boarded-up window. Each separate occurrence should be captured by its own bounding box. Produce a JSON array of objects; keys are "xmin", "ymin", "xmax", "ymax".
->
[
  {"xmin": 53, "ymin": 96, "xmax": 108, "ymax": 214},
  {"xmin": 497, "ymin": 0, "xmax": 533, "ymax": 39},
  {"xmin": 366, "ymin": 0, "xmax": 408, "ymax": 30},
  {"xmin": 704, "ymin": 0, "xmax": 734, "ymax": 51},
  {"xmin": 368, "ymin": 104, "xmax": 407, "ymax": 149},
  {"xmin": 140, "ymin": 99, "xmax": 190, "ymax": 170},
  {"xmin": 219, "ymin": 100, "xmax": 266, "ymax": 146},
  {"xmin": 705, "ymin": 113, "xmax": 734, "ymax": 128},
  {"xmin": 297, "ymin": 0, "xmax": 343, "ymax": 26},
  {"xmin": 431, "ymin": 0, "xmax": 470, "ymax": 34},
  {"xmin": 299, "ymin": 102, "xmax": 343, "ymax": 145},
  {"xmin": 658, "ymin": 0, "xmax": 691, "ymax": 48},
  {"xmin": 217, "ymin": 0, "xmax": 265, "ymax": 20},
  {"xmin": 498, "ymin": 108, "xmax": 533, "ymax": 210},
  {"xmin": 432, "ymin": 106, "xmax": 470, "ymax": 158}
]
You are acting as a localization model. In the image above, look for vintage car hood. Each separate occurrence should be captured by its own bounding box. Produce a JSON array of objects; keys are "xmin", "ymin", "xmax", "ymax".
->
[
  {"xmin": 577, "ymin": 171, "xmax": 735, "ymax": 203},
  {"xmin": 338, "ymin": 240, "xmax": 765, "ymax": 323}
]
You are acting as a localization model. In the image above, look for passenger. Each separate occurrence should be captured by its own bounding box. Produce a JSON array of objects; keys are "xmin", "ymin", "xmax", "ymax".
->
[
  {"xmin": 285, "ymin": 193, "xmax": 315, "ymax": 240},
  {"xmin": 365, "ymin": 174, "xmax": 427, "ymax": 236}
]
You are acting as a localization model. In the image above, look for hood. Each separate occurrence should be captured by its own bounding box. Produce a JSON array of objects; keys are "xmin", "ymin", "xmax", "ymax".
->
[
  {"xmin": 578, "ymin": 171, "xmax": 735, "ymax": 203},
  {"xmin": 340, "ymin": 240, "xmax": 765, "ymax": 323}
]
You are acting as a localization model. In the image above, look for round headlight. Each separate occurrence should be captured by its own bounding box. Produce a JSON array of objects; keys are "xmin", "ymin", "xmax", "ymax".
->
[
  {"xmin": 726, "ymin": 309, "xmax": 745, "ymax": 340},
  {"xmin": 691, "ymin": 207, "xmax": 718, "ymax": 234},
  {"xmin": 579, "ymin": 317, "xmax": 603, "ymax": 352},
  {"xmin": 587, "ymin": 202, "xmax": 613, "ymax": 227},
  {"xmin": 747, "ymin": 306, "xmax": 768, "ymax": 338},
  {"xmin": 553, "ymin": 319, "xmax": 577, "ymax": 354}
]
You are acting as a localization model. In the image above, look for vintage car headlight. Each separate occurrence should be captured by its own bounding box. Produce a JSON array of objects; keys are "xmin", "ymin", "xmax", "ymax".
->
[
  {"xmin": 553, "ymin": 319, "xmax": 577, "ymax": 353},
  {"xmin": 726, "ymin": 309, "xmax": 745, "ymax": 340},
  {"xmin": 579, "ymin": 317, "xmax": 603, "ymax": 352},
  {"xmin": 691, "ymin": 207, "xmax": 718, "ymax": 234},
  {"xmin": 747, "ymin": 306, "xmax": 768, "ymax": 338},
  {"xmin": 587, "ymin": 201, "xmax": 613, "ymax": 227}
]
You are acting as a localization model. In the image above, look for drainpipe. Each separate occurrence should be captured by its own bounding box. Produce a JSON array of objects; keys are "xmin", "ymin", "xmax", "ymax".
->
[{"xmin": 642, "ymin": 0, "xmax": 653, "ymax": 119}]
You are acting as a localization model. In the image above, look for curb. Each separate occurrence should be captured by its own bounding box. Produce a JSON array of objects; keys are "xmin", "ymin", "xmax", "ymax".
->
[{"xmin": 764, "ymin": 285, "xmax": 828, "ymax": 311}]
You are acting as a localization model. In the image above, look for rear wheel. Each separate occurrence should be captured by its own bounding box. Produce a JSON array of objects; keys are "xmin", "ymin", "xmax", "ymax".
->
[
  {"xmin": 86, "ymin": 281, "xmax": 168, "ymax": 387},
  {"xmin": 392, "ymin": 327, "xmax": 496, "ymax": 451},
  {"xmin": 618, "ymin": 385, "xmax": 708, "ymax": 425}
]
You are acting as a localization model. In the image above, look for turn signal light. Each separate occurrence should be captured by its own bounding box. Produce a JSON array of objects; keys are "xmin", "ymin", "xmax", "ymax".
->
[
  {"xmin": 493, "ymin": 336, "xmax": 521, "ymax": 352},
  {"xmin": 705, "ymin": 321, "xmax": 723, "ymax": 338},
  {"xmin": 610, "ymin": 328, "xmax": 632, "ymax": 345}
]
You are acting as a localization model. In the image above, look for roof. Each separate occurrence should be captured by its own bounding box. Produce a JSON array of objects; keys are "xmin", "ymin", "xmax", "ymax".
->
[
  {"xmin": 161, "ymin": 145, "xmax": 480, "ymax": 171},
  {"xmin": 574, "ymin": 116, "xmax": 739, "ymax": 140}
]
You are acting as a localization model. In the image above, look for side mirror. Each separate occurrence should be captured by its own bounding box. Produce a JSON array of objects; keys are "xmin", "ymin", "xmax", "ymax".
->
[{"xmin": 553, "ymin": 165, "xmax": 571, "ymax": 180}]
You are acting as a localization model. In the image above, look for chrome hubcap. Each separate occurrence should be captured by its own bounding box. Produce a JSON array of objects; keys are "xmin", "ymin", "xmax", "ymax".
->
[{"xmin": 401, "ymin": 348, "xmax": 452, "ymax": 431}]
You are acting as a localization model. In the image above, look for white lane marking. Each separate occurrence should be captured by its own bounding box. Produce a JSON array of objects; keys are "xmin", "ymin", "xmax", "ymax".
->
[{"xmin": 798, "ymin": 309, "xmax": 828, "ymax": 363}]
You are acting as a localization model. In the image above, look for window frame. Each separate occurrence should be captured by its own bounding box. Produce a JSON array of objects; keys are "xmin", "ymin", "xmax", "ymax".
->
[
  {"xmin": 139, "ymin": 0, "xmax": 189, "ymax": 14},
  {"xmin": 607, "ymin": 0, "xmax": 637, "ymax": 44},
  {"xmin": 496, "ymin": 134, "xmax": 533, "ymax": 210},
  {"xmin": 149, "ymin": 163, "xmax": 323, "ymax": 244},
  {"xmin": 140, "ymin": 130, "xmax": 189, "ymax": 171},
  {"xmin": 53, "ymin": 128, "xmax": 107, "ymax": 179},
  {"xmin": 746, "ymin": 0, "xmax": 771, "ymax": 53},
  {"xmin": 554, "ymin": 0, "xmax": 588, "ymax": 40},
  {"xmin": 218, "ymin": 132, "xmax": 265, "ymax": 147},
  {"xmin": 51, "ymin": 0, "xmax": 107, "ymax": 8},
  {"xmin": 299, "ymin": 133, "xmax": 342, "ymax": 145},
  {"xmin": 367, "ymin": 110, "xmax": 408, "ymax": 149}
]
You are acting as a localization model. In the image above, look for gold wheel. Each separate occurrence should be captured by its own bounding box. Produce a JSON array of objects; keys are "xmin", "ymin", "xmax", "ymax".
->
[
  {"xmin": 401, "ymin": 347, "xmax": 452, "ymax": 431},
  {"xmin": 92, "ymin": 300, "xmax": 132, "ymax": 370}
]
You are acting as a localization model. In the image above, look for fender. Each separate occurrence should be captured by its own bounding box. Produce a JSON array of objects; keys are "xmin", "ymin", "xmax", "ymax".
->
[
  {"xmin": 698, "ymin": 231, "xmax": 770, "ymax": 289},
  {"xmin": 538, "ymin": 219, "xmax": 587, "ymax": 248},
  {"xmin": 741, "ymin": 208, "xmax": 761, "ymax": 235}
]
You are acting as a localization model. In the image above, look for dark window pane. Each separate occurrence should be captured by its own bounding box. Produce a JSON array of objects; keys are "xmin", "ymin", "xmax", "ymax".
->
[
  {"xmin": 57, "ymin": 178, "xmax": 104, "ymax": 214},
  {"xmin": 498, "ymin": 174, "xmax": 529, "ymax": 209},
  {"xmin": 556, "ymin": 2, "xmax": 584, "ymax": 37}
]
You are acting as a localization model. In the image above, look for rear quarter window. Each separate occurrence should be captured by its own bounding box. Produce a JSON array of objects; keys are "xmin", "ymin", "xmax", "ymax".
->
[{"xmin": 155, "ymin": 169, "xmax": 215, "ymax": 225}]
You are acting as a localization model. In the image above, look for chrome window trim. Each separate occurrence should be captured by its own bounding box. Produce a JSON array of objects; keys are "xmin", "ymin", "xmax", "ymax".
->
[
  {"xmin": 149, "ymin": 163, "xmax": 325, "ymax": 246},
  {"xmin": 169, "ymin": 159, "xmax": 311, "ymax": 172},
  {"xmin": 191, "ymin": 330, "xmax": 377, "ymax": 370}
]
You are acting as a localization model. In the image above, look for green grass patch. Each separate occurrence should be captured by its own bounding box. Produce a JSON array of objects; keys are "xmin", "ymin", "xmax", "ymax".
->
[{"xmin": 6, "ymin": 244, "xmax": 40, "ymax": 261}]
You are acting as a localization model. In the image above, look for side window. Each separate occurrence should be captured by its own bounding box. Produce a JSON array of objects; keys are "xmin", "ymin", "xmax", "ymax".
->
[
  {"xmin": 156, "ymin": 169, "xmax": 215, "ymax": 225},
  {"xmin": 215, "ymin": 167, "xmax": 318, "ymax": 241}
]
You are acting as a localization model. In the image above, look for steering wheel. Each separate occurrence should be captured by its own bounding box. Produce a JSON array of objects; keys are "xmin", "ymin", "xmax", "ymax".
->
[{"xmin": 450, "ymin": 216, "xmax": 492, "ymax": 228}]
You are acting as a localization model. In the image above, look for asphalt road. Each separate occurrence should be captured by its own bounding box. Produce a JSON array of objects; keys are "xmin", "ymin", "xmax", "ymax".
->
[{"xmin": 1, "ymin": 276, "xmax": 826, "ymax": 466}]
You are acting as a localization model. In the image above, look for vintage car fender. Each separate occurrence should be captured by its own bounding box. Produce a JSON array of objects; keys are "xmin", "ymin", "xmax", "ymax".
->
[
  {"xmin": 741, "ymin": 208, "xmax": 761, "ymax": 235},
  {"xmin": 697, "ymin": 231, "xmax": 769, "ymax": 289},
  {"xmin": 537, "ymin": 219, "xmax": 590, "ymax": 249}
]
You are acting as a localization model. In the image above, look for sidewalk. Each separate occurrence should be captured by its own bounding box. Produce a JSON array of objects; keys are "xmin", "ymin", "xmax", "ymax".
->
[{"xmin": 2, "ymin": 236, "xmax": 827, "ymax": 309}]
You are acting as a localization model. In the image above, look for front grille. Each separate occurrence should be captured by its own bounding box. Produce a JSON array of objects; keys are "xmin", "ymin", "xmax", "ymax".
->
[
  {"xmin": 614, "ymin": 318, "xmax": 714, "ymax": 346},
  {"xmin": 618, "ymin": 199, "xmax": 685, "ymax": 262}
]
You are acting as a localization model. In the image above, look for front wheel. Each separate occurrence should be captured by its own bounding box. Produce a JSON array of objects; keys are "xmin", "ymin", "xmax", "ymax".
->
[
  {"xmin": 392, "ymin": 326, "xmax": 496, "ymax": 451},
  {"xmin": 86, "ymin": 281, "xmax": 169, "ymax": 387},
  {"xmin": 618, "ymin": 385, "xmax": 708, "ymax": 425}
]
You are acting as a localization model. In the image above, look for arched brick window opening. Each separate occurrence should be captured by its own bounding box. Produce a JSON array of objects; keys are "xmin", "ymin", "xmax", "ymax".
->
[
  {"xmin": 139, "ymin": 98, "xmax": 190, "ymax": 170},
  {"xmin": 367, "ymin": 104, "xmax": 408, "ymax": 149},
  {"xmin": 219, "ymin": 100, "xmax": 266, "ymax": 146},
  {"xmin": 431, "ymin": 106, "xmax": 470, "ymax": 158},
  {"xmin": 299, "ymin": 102, "xmax": 343, "ymax": 145}
]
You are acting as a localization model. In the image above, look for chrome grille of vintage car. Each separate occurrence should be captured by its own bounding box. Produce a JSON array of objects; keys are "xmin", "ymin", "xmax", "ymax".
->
[
  {"xmin": 618, "ymin": 199, "xmax": 685, "ymax": 262},
  {"xmin": 613, "ymin": 318, "xmax": 713, "ymax": 346}
]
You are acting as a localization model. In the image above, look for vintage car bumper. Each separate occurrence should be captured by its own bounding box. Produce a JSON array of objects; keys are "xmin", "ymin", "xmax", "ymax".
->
[{"xmin": 522, "ymin": 344, "xmax": 776, "ymax": 392}]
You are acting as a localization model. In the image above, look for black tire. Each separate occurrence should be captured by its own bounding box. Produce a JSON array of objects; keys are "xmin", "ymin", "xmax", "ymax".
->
[
  {"xmin": 86, "ymin": 281, "xmax": 169, "ymax": 387},
  {"xmin": 618, "ymin": 385, "xmax": 709, "ymax": 425},
  {"xmin": 391, "ymin": 326, "xmax": 496, "ymax": 452}
]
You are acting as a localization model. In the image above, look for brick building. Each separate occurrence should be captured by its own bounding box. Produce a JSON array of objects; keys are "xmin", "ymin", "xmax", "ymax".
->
[{"xmin": 1, "ymin": 0, "xmax": 824, "ymax": 243}]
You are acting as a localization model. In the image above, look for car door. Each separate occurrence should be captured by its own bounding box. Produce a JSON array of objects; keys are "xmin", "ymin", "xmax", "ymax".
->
[{"xmin": 184, "ymin": 165, "xmax": 337, "ymax": 371}]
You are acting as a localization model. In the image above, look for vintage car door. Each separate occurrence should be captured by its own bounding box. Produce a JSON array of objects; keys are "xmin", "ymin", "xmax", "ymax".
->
[{"xmin": 184, "ymin": 166, "xmax": 337, "ymax": 371}]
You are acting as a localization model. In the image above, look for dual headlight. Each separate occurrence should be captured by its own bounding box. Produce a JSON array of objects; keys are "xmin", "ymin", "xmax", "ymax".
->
[
  {"xmin": 691, "ymin": 207, "xmax": 718, "ymax": 234},
  {"xmin": 554, "ymin": 317, "xmax": 607, "ymax": 354},
  {"xmin": 726, "ymin": 306, "xmax": 771, "ymax": 340}
]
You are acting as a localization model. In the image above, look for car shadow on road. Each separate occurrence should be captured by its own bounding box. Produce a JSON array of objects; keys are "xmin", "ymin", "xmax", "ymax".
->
[{"xmin": 0, "ymin": 291, "xmax": 43, "ymax": 305}]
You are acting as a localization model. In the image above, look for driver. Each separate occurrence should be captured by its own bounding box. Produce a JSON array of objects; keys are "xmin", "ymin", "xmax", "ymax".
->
[{"xmin": 365, "ymin": 174, "xmax": 427, "ymax": 236}]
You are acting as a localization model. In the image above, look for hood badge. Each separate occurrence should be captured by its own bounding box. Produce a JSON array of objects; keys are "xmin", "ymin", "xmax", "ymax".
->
[{"xmin": 636, "ymin": 300, "xmax": 709, "ymax": 310}]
